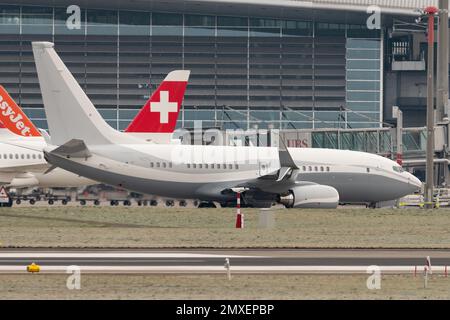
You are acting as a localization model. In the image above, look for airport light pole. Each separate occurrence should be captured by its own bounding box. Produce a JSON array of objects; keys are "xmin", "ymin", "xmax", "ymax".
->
[
  {"xmin": 437, "ymin": 0, "xmax": 449, "ymax": 123},
  {"xmin": 420, "ymin": 7, "xmax": 439, "ymax": 209}
]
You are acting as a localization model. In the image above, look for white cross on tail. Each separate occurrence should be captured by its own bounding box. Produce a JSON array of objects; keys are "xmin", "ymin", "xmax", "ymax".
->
[{"xmin": 150, "ymin": 91, "xmax": 178, "ymax": 123}]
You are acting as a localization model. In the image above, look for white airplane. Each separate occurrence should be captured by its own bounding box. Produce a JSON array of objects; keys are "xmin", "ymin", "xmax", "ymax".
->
[
  {"xmin": 32, "ymin": 41, "xmax": 422, "ymax": 209},
  {"xmin": 0, "ymin": 70, "xmax": 190, "ymax": 206}
]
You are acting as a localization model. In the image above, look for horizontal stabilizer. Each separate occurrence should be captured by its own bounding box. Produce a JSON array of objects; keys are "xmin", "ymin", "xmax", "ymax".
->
[{"xmin": 50, "ymin": 139, "xmax": 91, "ymax": 158}]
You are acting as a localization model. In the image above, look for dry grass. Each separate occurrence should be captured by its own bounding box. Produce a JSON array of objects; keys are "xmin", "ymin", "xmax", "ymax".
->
[
  {"xmin": 1, "ymin": 206, "xmax": 450, "ymax": 248},
  {"xmin": 1, "ymin": 273, "xmax": 449, "ymax": 299}
]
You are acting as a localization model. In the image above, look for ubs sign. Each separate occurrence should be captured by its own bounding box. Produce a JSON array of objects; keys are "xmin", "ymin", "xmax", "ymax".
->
[{"xmin": 284, "ymin": 132, "xmax": 311, "ymax": 148}]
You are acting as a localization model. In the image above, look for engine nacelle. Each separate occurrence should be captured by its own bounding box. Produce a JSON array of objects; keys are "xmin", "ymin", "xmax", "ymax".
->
[
  {"xmin": 9, "ymin": 176, "xmax": 39, "ymax": 188},
  {"xmin": 279, "ymin": 184, "xmax": 339, "ymax": 209}
]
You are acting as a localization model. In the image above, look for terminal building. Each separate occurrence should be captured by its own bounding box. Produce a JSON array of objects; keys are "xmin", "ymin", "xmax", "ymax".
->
[{"xmin": 0, "ymin": 0, "xmax": 449, "ymax": 184}]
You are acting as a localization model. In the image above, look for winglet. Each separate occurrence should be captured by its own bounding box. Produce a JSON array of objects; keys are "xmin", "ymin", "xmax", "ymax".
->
[
  {"xmin": 279, "ymin": 138, "xmax": 299, "ymax": 169},
  {"xmin": 0, "ymin": 85, "xmax": 41, "ymax": 137}
]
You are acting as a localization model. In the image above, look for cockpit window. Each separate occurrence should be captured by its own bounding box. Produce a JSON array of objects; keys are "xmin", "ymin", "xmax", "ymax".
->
[{"xmin": 393, "ymin": 166, "xmax": 403, "ymax": 173}]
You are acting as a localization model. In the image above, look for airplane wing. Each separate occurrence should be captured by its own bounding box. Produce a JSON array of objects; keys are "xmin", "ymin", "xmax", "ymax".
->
[
  {"xmin": 218, "ymin": 173, "xmax": 339, "ymax": 209},
  {"xmin": 228, "ymin": 145, "xmax": 301, "ymax": 194},
  {"xmin": 211, "ymin": 146, "xmax": 339, "ymax": 208}
]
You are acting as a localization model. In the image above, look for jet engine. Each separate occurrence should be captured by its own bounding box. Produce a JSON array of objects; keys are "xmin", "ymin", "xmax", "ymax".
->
[
  {"xmin": 278, "ymin": 184, "xmax": 339, "ymax": 209},
  {"xmin": 8, "ymin": 174, "xmax": 39, "ymax": 188}
]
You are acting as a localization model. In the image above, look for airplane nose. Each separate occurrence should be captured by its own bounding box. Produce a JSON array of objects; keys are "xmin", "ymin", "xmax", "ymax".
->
[{"xmin": 406, "ymin": 173, "xmax": 422, "ymax": 191}]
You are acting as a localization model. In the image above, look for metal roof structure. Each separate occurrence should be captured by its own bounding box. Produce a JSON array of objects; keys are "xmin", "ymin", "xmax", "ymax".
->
[
  {"xmin": 1, "ymin": 0, "xmax": 438, "ymax": 13},
  {"xmin": 188, "ymin": 0, "xmax": 442, "ymax": 16},
  {"xmin": 0, "ymin": 0, "xmax": 443, "ymax": 23}
]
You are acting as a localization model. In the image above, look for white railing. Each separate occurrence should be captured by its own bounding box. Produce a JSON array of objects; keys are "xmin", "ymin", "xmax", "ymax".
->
[{"xmin": 293, "ymin": 0, "xmax": 437, "ymax": 10}]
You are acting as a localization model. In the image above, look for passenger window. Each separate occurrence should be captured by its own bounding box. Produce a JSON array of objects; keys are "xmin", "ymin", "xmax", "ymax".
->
[
  {"xmin": 235, "ymin": 164, "xmax": 239, "ymax": 169},
  {"xmin": 21, "ymin": 154, "xmax": 24, "ymax": 159},
  {"xmin": 199, "ymin": 164, "xmax": 203, "ymax": 169},
  {"xmin": 302, "ymin": 166, "xmax": 306, "ymax": 171},
  {"xmin": 32, "ymin": 154, "xmax": 36, "ymax": 159},
  {"xmin": 367, "ymin": 168, "xmax": 370, "ymax": 173},
  {"xmin": 27, "ymin": 154, "xmax": 30, "ymax": 159},
  {"xmin": 314, "ymin": 166, "xmax": 318, "ymax": 171},
  {"xmin": 308, "ymin": 166, "xmax": 312, "ymax": 171},
  {"xmin": 193, "ymin": 164, "xmax": 197, "ymax": 169},
  {"xmin": 211, "ymin": 164, "xmax": 215, "ymax": 169},
  {"xmin": 9, "ymin": 154, "xmax": 13, "ymax": 159},
  {"xmin": 15, "ymin": 154, "xmax": 18, "ymax": 159},
  {"xmin": 217, "ymin": 164, "xmax": 221, "ymax": 169},
  {"xmin": 156, "ymin": 162, "xmax": 160, "ymax": 168},
  {"xmin": 38, "ymin": 154, "xmax": 42, "ymax": 159},
  {"xmin": 205, "ymin": 164, "xmax": 209, "ymax": 169},
  {"xmin": 320, "ymin": 166, "xmax": 324, "ymax": 172},
  {"xmin": 326, "ymin": 167, "xmax": 330, "ymax": 172},
  {"xmin": 187, "ymin": 164, "xmax": 190, "ymax": 169},
  {"xmin": 150, "ymin": 162, "xmax": 154, "ymax": 168},
  {"xmin": 169, "ymin": 163, "xmax": 172, "ymax": 168},
  {"xmin": 163, "ymin": 163, "xmax": 166, "ymax": 168},
  {"xmin": 228, "ymin": 164, "xmax": 232, "ymax": 170}
]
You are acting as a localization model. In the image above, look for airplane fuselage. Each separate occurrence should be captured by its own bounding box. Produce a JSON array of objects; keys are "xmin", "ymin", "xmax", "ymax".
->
[
  {"xmin": 0, "ymin": 136, "xmax": 93, "ymax": 188},
  {"xmin": 45, "ymin": 143, "xmax": 422, "ymax": 204},
  {"xmin": 288, "ymin": 148, "xmax": 421, "ymax": 203}
]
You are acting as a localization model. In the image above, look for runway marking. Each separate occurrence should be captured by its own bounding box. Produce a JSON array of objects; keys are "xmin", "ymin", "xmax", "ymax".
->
[
  {"xmin": 0, "ymin": 259, "xmax": 205, "ymax": 263},
  {"xmin": 0, "ymin": 265, "xmax": 444, "ymax": 274},
  {"xmin": 0, "ymin": 253, "xmax": 263, "ymax": 258}
]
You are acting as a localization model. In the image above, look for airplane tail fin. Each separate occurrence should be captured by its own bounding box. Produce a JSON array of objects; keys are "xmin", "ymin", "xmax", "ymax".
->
[
  {"xmin": 125, "ymin": 70, "xmax": 190, "ymax": 133},
  {"xmin": 0, "ymin": 85, "xmax": 41, "ymax": 137},
  {"xmin": 32, "ymin": 42, "xmax": 137, "ymax": 146}
]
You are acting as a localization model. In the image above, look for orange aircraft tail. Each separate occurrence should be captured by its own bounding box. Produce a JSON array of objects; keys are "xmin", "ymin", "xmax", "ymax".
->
[{"xmin": 0, "ymin": 85, "xmax": 41, "ymax": 137}]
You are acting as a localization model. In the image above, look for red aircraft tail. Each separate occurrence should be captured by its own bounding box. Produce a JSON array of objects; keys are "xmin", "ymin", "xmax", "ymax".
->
[{"xmin": 125, "ymin": 70, "xmax": 190, "ymax": 134}]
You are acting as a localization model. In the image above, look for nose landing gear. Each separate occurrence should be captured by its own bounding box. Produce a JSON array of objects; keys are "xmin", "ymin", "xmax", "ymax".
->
[{"xmin": 367, "ymin": 202, "xmax": 377, "ymax": 209}]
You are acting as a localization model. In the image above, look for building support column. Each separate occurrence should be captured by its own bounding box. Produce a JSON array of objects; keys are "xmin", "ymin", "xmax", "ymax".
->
[{"xmin": 425, "ymin": 7, "xmax": 439, "ymax": 209}]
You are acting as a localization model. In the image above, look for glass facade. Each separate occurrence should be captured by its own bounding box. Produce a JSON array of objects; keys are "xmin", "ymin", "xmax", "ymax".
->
[{"xmin": 0, "ymin": 5, "xmax": 382, "ymax": 130}]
